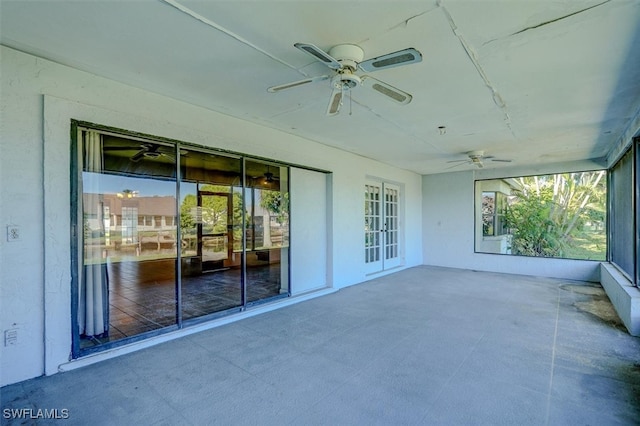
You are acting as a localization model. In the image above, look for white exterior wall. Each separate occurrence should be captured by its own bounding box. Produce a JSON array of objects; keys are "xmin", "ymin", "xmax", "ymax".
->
[
  {"xmin": 422, "ymin": 162, "xmax": 604, "ymax": 282},
  {"xmin": 0, "ymin": 46, "xmax": 423, "ymax": 386}
]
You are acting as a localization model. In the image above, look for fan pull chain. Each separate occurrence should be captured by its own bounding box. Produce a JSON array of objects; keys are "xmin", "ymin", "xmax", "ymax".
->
[{"xmin": 349, "ymin": 88, "xmax": 353, "ymax": 115}]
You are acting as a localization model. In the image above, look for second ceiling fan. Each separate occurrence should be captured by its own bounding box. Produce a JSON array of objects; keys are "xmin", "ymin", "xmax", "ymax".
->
[
  {"xmin": 268, "ymin": 43, "xmax": 422, "ymax": 116},
  {"xmin": 446, "ymin": 151, "xmax": 512, "ymax": 169}
]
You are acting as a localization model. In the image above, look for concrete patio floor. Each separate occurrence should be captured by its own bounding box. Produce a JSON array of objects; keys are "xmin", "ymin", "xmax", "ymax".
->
[{"xmin": 2, "ymin": 266, "xmax": 640, "ymax": 425}]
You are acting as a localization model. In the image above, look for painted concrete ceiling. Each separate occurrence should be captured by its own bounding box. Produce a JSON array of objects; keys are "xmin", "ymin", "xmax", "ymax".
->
[{"xmin": 1, "ymin": 0, "xmax": 639, "ymax": 174}]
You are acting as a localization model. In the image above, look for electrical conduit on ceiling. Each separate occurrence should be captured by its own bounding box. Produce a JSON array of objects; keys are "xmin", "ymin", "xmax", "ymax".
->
[
  {"xmin": 160, "ymin": 0, "xmax": 302, "ymax": 74},
  {"xmin": 437, "ymin": 0, "xmax": 515, "ymax": 138}
]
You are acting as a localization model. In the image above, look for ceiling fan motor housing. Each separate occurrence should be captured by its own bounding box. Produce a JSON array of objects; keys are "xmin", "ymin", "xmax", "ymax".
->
[
  {"xmin": 329, "ymin": 44, "xmax": 365, "ymax": 71},
  {"xmin": 468, "ymin": 150, "xmax": 484, "ymax": 161}
]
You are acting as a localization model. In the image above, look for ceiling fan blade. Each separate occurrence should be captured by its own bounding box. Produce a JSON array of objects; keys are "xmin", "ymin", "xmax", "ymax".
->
[
  {"xmin": 444, "ymin": 161, "xmax": 469, "ymax": 170},
  {"xmin": 326, "ymin": 88, "xmax": 343, "ymax": 116},
  {"xmin": 103, "ymin": 146, "xmax": 139, "ymax": 151},
  {"xmin": 358, "ymin": 47, "xmax": 422, "ymax": 72},
  {"xmin": 446, "ymin": 159, "xmax": 469, "ymax": 164},
  {"xmin": 361, "ymin": 76, "xmax": 412, "ymax": 105},
  {"xmin": 130, "ymin": 149, "xmax": 146, "ymax": 162},
  {"xmin": 491, "ymin": 159, "xmax": 513, "ymax": 163},
  {"xmin": 294, "ymin": 43, "xmax": 342, "ymax": 70},
  {"xmin": 267, "ymin": 75, "xmax": 329, "ymax": 93}
]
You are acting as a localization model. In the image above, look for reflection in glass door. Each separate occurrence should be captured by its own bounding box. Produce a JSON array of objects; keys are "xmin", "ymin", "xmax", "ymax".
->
[
  {"xmin": 245, "ymin": 160, "xmax": 290, "ymax": 303},
  {"xmin": 180, "ymin": 150, "xmax": 243, "ymax": 320},
  {"xmin": 74, "ymin": 126, "xmax": 290, "ymax": 355},
  {"xmin": 78, "ymin": 131, "xmax": 178, "ymax": 349},
  {"xmin": 198, "ymin": 192, "xmax": 231, "ymax": 272}
]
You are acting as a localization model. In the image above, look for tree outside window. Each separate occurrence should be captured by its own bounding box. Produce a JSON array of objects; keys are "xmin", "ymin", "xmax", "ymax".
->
[{"xmin": 477, "ymin": 170, "xmax": 606, "ymax": 260}]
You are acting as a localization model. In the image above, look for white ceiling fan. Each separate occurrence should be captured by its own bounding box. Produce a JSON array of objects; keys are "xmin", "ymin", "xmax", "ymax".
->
[
  {"xmin": 268, "ymin": 43, "xmax": 422, "ymax": 116},
  {"xmin": 446, "ymin": 150, "xmax": 513, "ymax": 169}
]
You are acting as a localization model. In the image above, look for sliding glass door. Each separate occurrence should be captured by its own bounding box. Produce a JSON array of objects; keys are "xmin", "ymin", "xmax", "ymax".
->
[
  {"xmin": 78, "ymin": 131, "xmax": 179, "ymax": 347},
  {"xmin": 73, "ymin": 125, "xmax": 290, "ymax": 355},
  {"xmin": 244, "ymin": 160, "xmax": 290, "ymax": 304},
  {"xmin": 179, "ymin": 149, "xmax": 243, "ymax": 320}
]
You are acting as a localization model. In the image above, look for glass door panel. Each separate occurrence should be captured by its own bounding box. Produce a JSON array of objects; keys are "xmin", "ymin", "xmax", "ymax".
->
[
  {"xmin": 180, "ymin": 149, "xmax": 243, "ymax": 319},
  {"xmin": 199, "ymin": 192, "xmax": 230, "ymax": 272},
  {"xmin": 244, "ymin": 160, "xmax": 289, "ymax": 303},
  {"xmin": 80, "ymin": 131, "xmax": 178, "ymax": 349},
  {"xmin": 383, "ymin": 183, "xmax": 402, "ymax": 269},
  {"xmin": 364, "ymin": 183, "xmax": 382, "ymax": 273},
  {"xmin": 364, "ymin": 180, "xmax": 402, "ymax": 273}
]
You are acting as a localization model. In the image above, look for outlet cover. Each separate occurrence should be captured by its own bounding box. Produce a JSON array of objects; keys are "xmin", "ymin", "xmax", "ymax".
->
[
  {"xmin": 5, "ymin": 329, "xmax": 18, "ymax": 346},
  {"xmin": 7, "ymin": 226, "xmax": 20, "ymax": 242}
]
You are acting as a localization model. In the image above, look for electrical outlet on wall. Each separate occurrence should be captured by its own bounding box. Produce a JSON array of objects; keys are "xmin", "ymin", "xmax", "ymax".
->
[
  {"xmin": 4, "ymin": 329, "xmax": 18, "ymax": 346},
  {"xmin": 7, "ymin": 225, "xmax": 20, "ymax": 242}
]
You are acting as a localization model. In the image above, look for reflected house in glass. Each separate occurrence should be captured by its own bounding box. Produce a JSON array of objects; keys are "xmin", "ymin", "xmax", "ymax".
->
[
  {"xmin": 475, "ymin": 178, "xmax": 520, "ymax": 255},
  {"xmin": 83, "ymin": 192, "xmax": 178, "ymax": 257}
]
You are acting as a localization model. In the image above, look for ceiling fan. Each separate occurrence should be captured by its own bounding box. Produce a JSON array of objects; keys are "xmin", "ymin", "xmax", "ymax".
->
[
  {"xmin": 263, "ymin": 165, "xmax": 279, "ymax": 183},
  {"xmin": 446, "ymin": 151, "xmax": 512, "ymax": 169},
  {"xmin": 103, "ymin": 143, "xmax": 175, "ymax": 162},
  {"xmin": 268, "ymin": 43, "xmax": 422, "ymax": 116}
]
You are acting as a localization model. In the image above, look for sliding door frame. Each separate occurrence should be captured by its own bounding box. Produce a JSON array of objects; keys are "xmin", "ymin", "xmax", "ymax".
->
[{"xmin": 70, "ymin": 121, "xmax": 310, "ymax": 358}]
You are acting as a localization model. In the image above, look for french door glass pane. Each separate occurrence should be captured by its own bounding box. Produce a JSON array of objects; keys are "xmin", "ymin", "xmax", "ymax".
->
[
  {"xmin": 365, "ymin": 184, "xmax": 381, "ymax": 263},
  {"xmin": 385, "ymin": 186, "xmax": 399, "ymax": 260}
]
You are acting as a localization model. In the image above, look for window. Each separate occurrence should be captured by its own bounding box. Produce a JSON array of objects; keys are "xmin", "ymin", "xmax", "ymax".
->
[
  {"xmin": 475, "ymin": 171, "xmax": 607, "ymax": 259},
  {"xmin": 482, "ymin": 191, "xmax": 507, "ymax": 236},
  {"xmin": 137, "ymin": 215, "xmax": 153, "ymax": 226},
  {"xmin": 121, "ymin": 207, "xmax": 138, "ymax": 244}
]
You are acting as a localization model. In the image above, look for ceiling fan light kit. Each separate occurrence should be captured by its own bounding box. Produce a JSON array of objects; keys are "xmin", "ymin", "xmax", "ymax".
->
[
  {"xmin": 269, "ymin": 42, "xmax": 422, "ymax": 116},
  {"xmin": 332, "ymin": 72, "xmax": 361, "ymax": 90}
]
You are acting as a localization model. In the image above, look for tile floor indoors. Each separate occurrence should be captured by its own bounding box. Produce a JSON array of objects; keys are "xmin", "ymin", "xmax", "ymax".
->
[
  {"xmin": 82, "ymin": 261, "xmax": 283, "ymax": 347},
  {"xmin": 2, "ymin": 266, "xmax": 640, "ymax": 425}
]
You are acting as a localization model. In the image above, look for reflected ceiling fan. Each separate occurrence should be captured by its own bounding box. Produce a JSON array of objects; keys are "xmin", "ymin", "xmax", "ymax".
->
[
  {"xmin": 103, "ymin": 143, "xmax": 176, "ymax": 162},
  {"xmin": 446, "ymin": 151, "xmax": 512, "ymax": 169},
  {"xmin": 268, "ymin": 43, "xmax": 422, "ymax": 116},
  {"xmin": 263, "ymin": 165, "xmax": 279, "ymax": 183}
]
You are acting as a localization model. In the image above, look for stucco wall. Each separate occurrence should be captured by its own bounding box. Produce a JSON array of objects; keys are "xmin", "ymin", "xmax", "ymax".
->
[
  {"xmin": 0, "ymin": 46, "xmax": 423, "ymax": 386},
  {"xmin": 422, "ymin": 164, "xmax": 603, "ymax": 282}
]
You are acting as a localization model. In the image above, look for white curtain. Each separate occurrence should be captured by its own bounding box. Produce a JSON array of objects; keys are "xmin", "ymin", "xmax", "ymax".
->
[{"xmin": 78, "ymin": 131, "xmax": 109, "ymax": 337}]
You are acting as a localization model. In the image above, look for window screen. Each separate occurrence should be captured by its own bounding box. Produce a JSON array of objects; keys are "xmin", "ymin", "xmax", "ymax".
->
[{"xmin": 609, "ymin": 147, "xmax": 634, "ymax": 281}]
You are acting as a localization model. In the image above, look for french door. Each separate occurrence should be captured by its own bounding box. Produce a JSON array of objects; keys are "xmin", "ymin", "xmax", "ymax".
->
[
  {"xmin": 197, "ymin": 191, "xmax": 233, "ymax": 273},
  {"xmin": 365, "ymin": 181, "xmax": 402, "ymax": 274}
]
